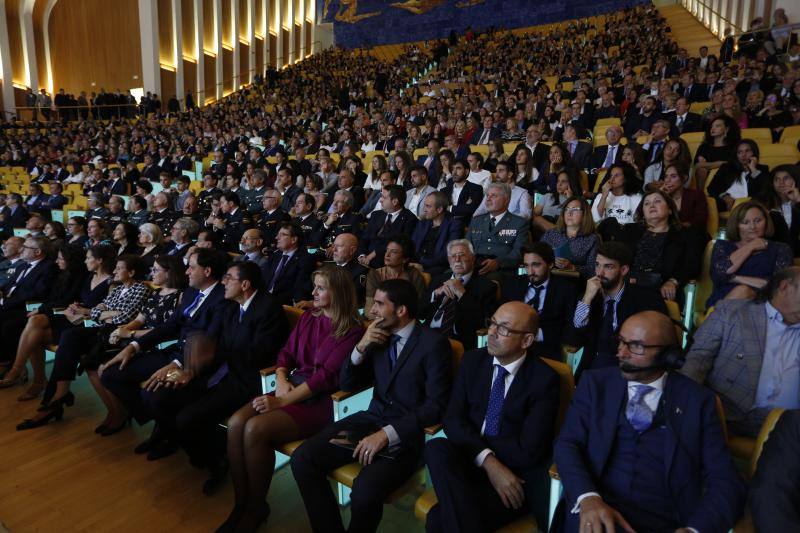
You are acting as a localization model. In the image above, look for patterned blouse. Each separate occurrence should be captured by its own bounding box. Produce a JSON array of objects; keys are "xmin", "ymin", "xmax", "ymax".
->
[
  {"xmin": 140, "ymin": 290, "xmax": 182, "ymax": 328},
  {"xmin": 541, "ymin": 230, "xmax": 601, "ymax": 279},
  {"xmin": 89, "ymin": 282, "xmax": 151, "ymax": 325}
]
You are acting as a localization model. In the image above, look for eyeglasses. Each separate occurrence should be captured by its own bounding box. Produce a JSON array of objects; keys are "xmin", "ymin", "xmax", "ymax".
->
[
  {"xmin": 487, "ymin": 318, "xmax": 534, "ymax": 338},
  {"xmin": 564, "ymin": 207, "xmax": 583, "ymax": 214},
  {"xmin": 614, "ymin": 335, "xmax": 670, "ymax": 356},
  {"xmin": 22, "ymin": 245, "xmax": 37, "ymax": 251}
]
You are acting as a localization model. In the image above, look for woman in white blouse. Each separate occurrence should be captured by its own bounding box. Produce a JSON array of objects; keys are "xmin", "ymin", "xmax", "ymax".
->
[{"xmin": 592, "ymin": 162, "xmax": 644, "ymax": 224}]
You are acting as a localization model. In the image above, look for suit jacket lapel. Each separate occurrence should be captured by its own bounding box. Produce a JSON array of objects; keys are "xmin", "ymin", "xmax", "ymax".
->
[
  {"xmin": 599, "ymin": 373, "xmax": 627, "ymax": 465},
  {"xmin": 384, "ymin": 323, "xmax": 421, "ymax": 391},
  {"xmin": 477, "ymin": 354, "xmax": 494, "ymax": 421},
  {"xmin": 662, "ymin": 373, "xmax": 686, "ymax": 481}
]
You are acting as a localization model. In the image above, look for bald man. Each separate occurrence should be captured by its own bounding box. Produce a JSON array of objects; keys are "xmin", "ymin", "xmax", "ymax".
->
[
  {"xmin": 554, "ymin": 311, "xmax": 745, "ymax": 533},
  {"xmin": 331, "ymin": 232, "xmax": 367, "ymax": 306},
  {"xmin": 425, "ymin": 302, "xmax": 561, "ymax": 532},
  {"xmin": 236, "ymin": 228, "xmax": 268, "ymax": 268}
]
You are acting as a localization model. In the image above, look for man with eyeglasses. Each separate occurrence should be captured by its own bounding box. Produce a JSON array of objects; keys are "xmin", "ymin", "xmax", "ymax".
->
[
  {"xmin": 236, "ymin": 228, "xmax": 268, "ymax": 268},
  {"xmin": 572, "ymin": 242, "xmax": 667, "ymax": 378},
  {"xmin": 425, "ymin": 301, "xmax": 560, "ymax": 532},
  {"xmin": 0, "ymin": 237, "xmax": 56, "ymax": 374},
  {"xmin": 419, "ymin": 239, "xmax": 497, "ymax": 350},
  {"xmin": 554, "ymin": 311, "xmax": 745, "ymax": 533},
  {"xmin": 164, "ymin": 217, "xmax": 199, "ymax": 260}
]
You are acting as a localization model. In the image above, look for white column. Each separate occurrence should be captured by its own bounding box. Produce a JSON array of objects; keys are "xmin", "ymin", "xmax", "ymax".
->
[
  {"xmin": 194, "ymin": 0, "xmax": 205, "ymax": 105},
  {"xmin": 0, "ymin": 0, "xmax": 16, "ymax": 117},
  {"xmin": 298, "ymin": 0, "xmax": 306, "ymax": 59},
  {"xmin": 171, "ymin": 0, "xmax": 184, "ymax": 108},
  {"xmin": 309, "ymin": 0, "xmax": 317, "ymax": 53},
  {"xmin": 275, "ymin": 0, "xmax": 282, "ymax": 68},
  {"xmin": 213, "ymin": 0, "xmax": 223, "ymax": 99},
  {"xmin": 138, "ymin": 0, "xmax": 161, "ymax": 96},
  {"xmin": 287, "ymin": 0, "xmax": 295, "ymax": 65},
  {"xmin": 231, "ymin": 0, "xmax": 240, "ymax": 91},
  {"xmin": 263, "ymin": 0, "xmax": 269, "ymax": 74},
  {"xmin": 19, "ymin": 5, "xmax": 38, "ymax": 90},
  {"xmin": 247, "ymin": 0, "xmax": 255, "ymax": 83}
]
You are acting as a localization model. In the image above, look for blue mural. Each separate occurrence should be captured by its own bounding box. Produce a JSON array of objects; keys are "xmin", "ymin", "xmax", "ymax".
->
[{"xmin": 319, "ymin": 0, "xmax": 648, "ymax": 48}]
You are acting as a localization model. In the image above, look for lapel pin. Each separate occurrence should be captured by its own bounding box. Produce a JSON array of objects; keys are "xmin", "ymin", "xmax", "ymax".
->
[{"xmin": 675, "ymin": 407, "xmax": 682, "ymax": 415}]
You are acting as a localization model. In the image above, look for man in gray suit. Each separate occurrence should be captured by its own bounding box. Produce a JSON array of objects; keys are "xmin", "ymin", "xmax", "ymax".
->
[
  {"xmin": 466, "ymin": 183, "xmax": 530, "ymax": 276},
  {"xmin": 681, "ymin": 267, "xmax": 800, "ymax": 437},
  {"xmin": 235, "ymin": 228, "xmax": 269, "ymax": 268}
]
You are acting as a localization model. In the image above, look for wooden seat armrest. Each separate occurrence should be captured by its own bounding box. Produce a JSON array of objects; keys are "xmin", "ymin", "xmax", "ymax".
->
[
  {"xmin": 424, "ymin": 424, "xmax": 443, "ymax": 436},
  {"xmin": 548, "ymin": 464, "xmax": 560, "ymax": 480},
  {"xmin": 332, "ymin": 386, "xmax": 372, "ymax": 402},
  {"xmin": 259, "ymin": 365, "xmax": 278, "ymax": 377},
  {"xmin": 476, "ymin": 328, "xmax": 488, "ymax": 336}
]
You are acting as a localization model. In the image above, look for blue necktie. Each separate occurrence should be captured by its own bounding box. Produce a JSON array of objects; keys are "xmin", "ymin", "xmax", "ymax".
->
[
  {"xmin": 484, "ymin": 365, "xmax": 509, "ymax": 437},
  {"xmin": 182, "ymin": 291, "xmax": 203, "ymax": 317},
  {"xmin": 626, "ymin": 384, "xmax": 655, "ymax": 432},
  {"xmin": 238, "ymin": 306, "xmax": 245, "ymax": 322},
  {"xmin": 268, "ymin": 254, "xmax": 289, "ymax": 292},
  {"xmin": 387, "ymin": 334, "xmax": 401, "ymax": 369}
]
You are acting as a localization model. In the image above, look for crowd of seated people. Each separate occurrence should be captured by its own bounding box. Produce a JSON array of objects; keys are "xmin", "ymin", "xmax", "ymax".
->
[{"xmin": 0, "ymin": 3, "xmax": 798, "ymax": 531}]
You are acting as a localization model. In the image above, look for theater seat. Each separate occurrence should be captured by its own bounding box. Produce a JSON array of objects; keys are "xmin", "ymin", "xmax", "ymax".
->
[{"xmin": 758, "ymin": 143, "xmax": 800, "ymax": 169}]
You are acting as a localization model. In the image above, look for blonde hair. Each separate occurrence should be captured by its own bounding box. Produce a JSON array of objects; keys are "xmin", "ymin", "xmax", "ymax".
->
[{"xmin": 312, "ymin": 264, "xmax": 361, "ymax": 338}]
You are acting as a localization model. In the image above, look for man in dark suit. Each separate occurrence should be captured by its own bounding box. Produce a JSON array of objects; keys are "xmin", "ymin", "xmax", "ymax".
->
[
  {"xmin": 501, "ymin": 243, "xmax": 577, "ymax": 360},
  {"xmin": 323, "ymin": 170, "xmax": 365, "ymax": 213},
  {"xmin": 589, "ymin": 126, "xmax": 625, "ymax": 171},
  {"xmin": 749, "ymin": 410, "xmax": 800, "ymax": 530},
  {"xmin": 671, "ymin": 96, "xmax": 704, "ymax": 135},
  {"xmin": 420, "ymin": 238, "xmax": 497, "ymax": 350},
  {"xmin": 678, "ymin": 72, "xmax": 707, "ymax": 103},
  {"xmin": 470, "ymin": 116, "xmax": 500, "ymax": 145},
  {"xmin": 259, "ymin": 222, "xmax": 315, "ymax": 305},
  {"xmin": 234, "ymin": 228, "xmax": 269, "ymax": 269},
  {"xmin": 277, "ymin": 167, "xmax": 302, "ymax": 213},
  {"xmin": 517, "ymin": 126, "xmax": 550, "ymax": 173},
  {"xmin": 0, "ymin": 237, "xmax": 25, "ymax": 287},
  {"xmin": 572, "ymin": 242, "xmax": 667, "ymax": 378},
  {"xmin": 106, "ymin": 168, "xmax": 128, "ymax": 196},
  {"xmin": 99, "ymin": 248, "xmax": 229, "ymax": 458},
  {"xmin": 425, "ymin": 302, "xmax": 560, "ymax": 532},
  {"xmin": 142, "ymin": 261, "xmax": 289, "ymax": 494},
  {"xmin": 554, "ymin": 311, "xmax": 745, "ymax": 533},
  {"xmin": 563, "ymin": 125, "xmax": 592, "ymax": 169},
  {"xmin": 291, "ymin": 279, "xmax": 452, "ymax": 533},
  {"xmin": 442, "ymin": 159, "xmax": 483, "ymax": 229},
  {"xmin": 292, "ymin": 192, "xmax": 323, "ymax": 247},
  {"xmin": 141, "ymin": 154, "xmax": 161, "ymax": 182},
  {"xmin": 411, "ymin": 191, "xmax": 463, "ymax": 275},
  {"xmin": 1, "ymin": 194, "xmax": 29, "ymax": 239},
  {"xmin": 163, "ymin": 217, "xmax": 198, "ymax": 260},
  {"xmin": 417, "ymin": 139, "xmax": 442, "ymax": 188},
  {"xmin": 357, "ymin": 184, "xmax": 417, "ymax": 268},
  {"xmin": 44, "ymin": 181, "xmax": 69, "ymax": 214},
  {"xmin": 0, "ymin": 237, "xmax": 56, "ymax": 367},
  {"xmin": 623, "ymin": 96, "xmax": 662, "ymax": 140}
]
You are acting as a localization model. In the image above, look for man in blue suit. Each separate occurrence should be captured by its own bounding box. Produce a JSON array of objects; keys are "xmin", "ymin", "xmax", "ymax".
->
[
  {"xmin": 554, "ymin": 311, "xmax": 745, "ymax": 533},
  {"xmin": 292, "ymin": 279, "xmax": 452, "ymax": 533},
  {"xmin": 410, "ymin": 191, "xmax": 463, "ymax": 275}
]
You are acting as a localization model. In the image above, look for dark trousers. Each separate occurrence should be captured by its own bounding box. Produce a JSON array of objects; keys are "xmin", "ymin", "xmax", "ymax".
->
[
  {"xmin": 424, "ymin": 438, "xmax": 529, "ymax": 533},
  {"xmin": 290, "ymin": 417, "xmax": 423, "ymax": 533},
  {"xmin": 144, "ymin": 374, "xmax": 253, "ymax": 466},
  {"xmin": 100, "ymin": 349, "xmax": 174, "ymax": 423},
  {"xmin": 0, "ymin": 309, "xmax": 28, "ymax": 364},
  {"xmin": 43, "ymin": 326, "xmax": 102, "ymax": 402}
]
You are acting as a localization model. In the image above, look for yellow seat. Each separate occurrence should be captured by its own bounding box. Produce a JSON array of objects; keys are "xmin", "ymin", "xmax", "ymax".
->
[
  {"xmin": 749, "ymin": 408, "xmax": 785, "ymax": 476},
  {"xmin": 503, "ymin": 142, "xmax": 519, "ymax": 155},
  {"xmin": 706, "ymin": 196, "xmax": 719, "ymax": 238},
  {"xmin": 759, "ymin": 143, "xmax": 799, "ymax": 168},
  {"xmin": 594, "ymin": 117, "xmax": 621, "ymax": 128},
  {"xmin": 780, "ymin": 125, "xmax": 800, "ymax": 143},
  {"xmin": 740, "ymin": 128, "xmax": 772, "ymax": 143},
  {"xmin": 689, "ymin": 101, "xmax": 709, "ymax": 114},
  {"xmin": 412, "ymin": 148, "xmax": 427, "ymax": 160},
  {"xmin": 693, "ymin": 240, "xmax": 715, "ymax": 327},
  {"xmin": 332, "ymin": 463, "xmax": 426, "ymax": 503},
  {"xmin": 275, "ymin": 439, "xmax": 305, "ymax": 457},
  {"xmin": 471, "ymin": 145, "xmax": 490, "ymax": 157}
]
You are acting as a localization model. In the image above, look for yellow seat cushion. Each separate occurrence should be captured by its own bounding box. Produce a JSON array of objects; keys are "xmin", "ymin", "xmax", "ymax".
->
[
  {"xmin": 330, "ymin": 463, "xmax": 425, "ymax": 503},
  {"xmin": 276, "ymin": 439, "xmax": 304, "ymax": 456},
  {"xmin": 414, "ymin": 488, "xmax": 437, "ymax": 521}
]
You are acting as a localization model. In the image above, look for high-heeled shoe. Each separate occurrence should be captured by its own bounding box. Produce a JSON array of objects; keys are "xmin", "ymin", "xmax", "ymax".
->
[
  {"xmin": 214, "ymin": 504, "xmax": 245, "ymax": 533},
  {"xmin": 17, "ymin": 382, "xmax": 44, "ymax": 401},
  {"xmin": 0, "ymin": 368, "xmax": 28, "ymax": 388},
  {"xmin": 16, "ymin": 404, "xmax": 64, "ymax": 430},
  {"xmin": 100, "ymin": 417, "xmax": 131, "ymax": 437},
  {"xmin": 38, "ymin": 390, "xmax": 75, "ymax": 411}
]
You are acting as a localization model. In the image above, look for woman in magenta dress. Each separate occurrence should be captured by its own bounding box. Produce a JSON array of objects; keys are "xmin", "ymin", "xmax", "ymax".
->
[{"xmin": 219, "ymin": 265, "xmax": 364, "ymax": 533}]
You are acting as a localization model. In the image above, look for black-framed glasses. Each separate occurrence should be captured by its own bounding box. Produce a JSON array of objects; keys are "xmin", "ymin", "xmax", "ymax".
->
[
  {"xmin": 487, "ymin": 318, "xmax": 534, "ymax": 338},
  {"xmin": 614, "ymin": 335, "xmax": 670, "ymax": 356}
]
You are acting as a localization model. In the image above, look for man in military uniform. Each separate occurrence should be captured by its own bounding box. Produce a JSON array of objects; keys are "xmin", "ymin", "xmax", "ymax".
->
[
  {"xmin": 466, "ymin": 182, "xmax": 530, "ymax": 277},
  {"xmin": 198, "ymin": 173, "xmax": 221, "ymax": 215},
  {"xmin": 292, "ymin": 192, "xmax": 322, "ymax": 247},
  {"xmin": 312, "ymin": 189, "xmax": 364, "ymax": 252},
  {"xmin": 211, "ymin": 191, "xmax": 252, "ymax": 252},
  {"xmin": 149, "ymin": 191, "xmax": 180, "ymax": 238},
  {"xmin": 245, "ymin": 169, "xmax": 270, "ymax": 215},
  {"xmin": 257, "ymin": 189, "xmax": 290, "ymax": 253}
]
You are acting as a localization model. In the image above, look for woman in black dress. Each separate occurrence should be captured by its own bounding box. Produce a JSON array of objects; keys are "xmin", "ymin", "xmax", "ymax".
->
[{"xmin": 0, "ymin": 244, "xmax": 115, "ymax": 399}]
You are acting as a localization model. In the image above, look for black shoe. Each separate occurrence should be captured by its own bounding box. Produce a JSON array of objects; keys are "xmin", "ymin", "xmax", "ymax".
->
[
  {"xmin": 202, "ymin": 459, "xmax": 229, "ymax": 496},
  {"xmin": 235, "ymin": 502, "xmax": 271, "ymax": 533},
  {"xmin": 16, "ymin": 404, "xmax": 64, "ymax": 431},
  {"xmin": 147, "ymin": 440, "xmax": 178, "ymax": 461},
  {"xmin": 37, "ymin": 390, "xmax": 74, "ymax": 412},
  {"xmin": 95, "ymin": 423, "xmax": 108, "ymax": 434},
  {"xmin": 214, "ymin": 504, "xmax": 245, "ymax": 533},
  {"xmin": 100, "ymin": 417, "xmax": 131, "ymax": 437},
  {"xmin": 134, "ymin": 424, "xmax": 164, "ymax": 454}
]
